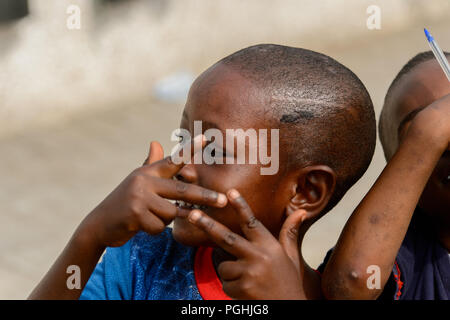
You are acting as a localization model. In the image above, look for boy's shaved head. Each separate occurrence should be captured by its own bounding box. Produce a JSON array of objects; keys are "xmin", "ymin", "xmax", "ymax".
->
[
  {"xmin": 217, "ymin": 44, "xmax": 376, "ymax": 212},
  {"xmin": 380, "ymin": 50, "xmax": 450, "ymax": 159},
  {"xmin": 174, "ymin": 44, "xmax": 376, "ymax": 246}
]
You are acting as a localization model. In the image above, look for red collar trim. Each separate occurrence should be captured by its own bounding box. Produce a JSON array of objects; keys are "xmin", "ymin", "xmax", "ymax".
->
[
  {"xmin": 194, "ymin": 247, "xmax": 231, "ymax": 300},
  {"xmin": 393, "ymin": 260, "xmax": 404, "ymax": 300}
]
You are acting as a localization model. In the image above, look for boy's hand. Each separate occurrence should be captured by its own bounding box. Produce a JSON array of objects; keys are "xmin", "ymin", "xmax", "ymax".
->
[
  {"xmin": 187, "ymin": 189, "xmax": 307, "ymax": 300},
  {"xmin": 78, "ymin": 135, "xmax": 228, "ymax": 248},
  {"xmin": 408, "ymin": 93, "xmax": 450, "ymax": 153}
]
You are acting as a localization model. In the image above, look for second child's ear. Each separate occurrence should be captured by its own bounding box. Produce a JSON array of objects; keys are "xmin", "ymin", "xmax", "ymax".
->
[{"xmin": 286, "ymin": 165, "xmax": 336, "ymax": 222}]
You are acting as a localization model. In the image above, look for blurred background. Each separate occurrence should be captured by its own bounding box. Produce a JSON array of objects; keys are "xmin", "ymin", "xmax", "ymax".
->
[{"xmin": 0, "ymin": 0, "xmax": 449, "ymax": 299}]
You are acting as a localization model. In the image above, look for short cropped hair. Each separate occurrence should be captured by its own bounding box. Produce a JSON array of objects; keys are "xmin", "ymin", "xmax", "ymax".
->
[
  {"xmin": 218, "ymin": 44, "xmax": 376, "ymax": 214},
  {"xmin": 379, "ymin": 51, "xmax": 450, "ymax": 159}
]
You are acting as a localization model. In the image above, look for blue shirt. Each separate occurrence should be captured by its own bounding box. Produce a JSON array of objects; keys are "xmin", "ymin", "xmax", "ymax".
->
[
  {"xmin": 80, "ymin": 228, "xmax": 202, "ymax": 300},
  {"xmin": 390, "ymin": 211, "xmax": 450, "ymax": 300}
]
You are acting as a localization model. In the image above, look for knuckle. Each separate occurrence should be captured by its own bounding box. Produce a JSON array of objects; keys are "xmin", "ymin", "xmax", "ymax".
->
[
  {"xmin": 258, "ymin": 252, "xmax": 271, "ymax": 264},
  {"xmin": 223, "ymin": 232, "xmax": 237, "ymax": 247},
  {"xmin": 205, "ymin": 219, "xmax": 215, "ymax": 232},
  {"xmin": 128, "ymin": 203, "xmax": 143, "ymax": 218},
  {"xmin": 286, "ymin": 227, "xmax": 299, "ymax": 240},
  {"xmin": 246, "ymin": 216, "xmax": 259, "ymax": 229},
  {"xmin": 246, "ymin": 265, "xmax": 261, "ymax": 279},
  {"xmin": 128, "ymin": 187, "xmax": 144, "ymax": 201},
  {"xmin": 239, "ymin": 279, "xmax": 253, "ymax": 293},
  {"xmin": 175, "ymin": 181, "xmax": 188, "ymax": 194},
  {"xmin": 128, "ymin": 170, "xmax": 147, "ymax": 187}
]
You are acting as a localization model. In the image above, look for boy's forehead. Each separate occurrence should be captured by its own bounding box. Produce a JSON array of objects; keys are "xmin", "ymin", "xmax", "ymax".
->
[
  {"xmin": 184, "ymin": 64, "xmax": 273, "ymax": 129},
  {"xmin": 391, "ymin": 60, "xmax": 450, "ymax": 128}
]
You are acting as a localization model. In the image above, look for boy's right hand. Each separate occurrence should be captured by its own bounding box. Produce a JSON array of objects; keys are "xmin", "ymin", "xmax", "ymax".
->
[
  {"xmin": 407, "ymin": 93, "xmax": 450, "ymax": 153},
  {"xmin": 77, "ymin": 135, "xmax": 227, "ymax": 248}
]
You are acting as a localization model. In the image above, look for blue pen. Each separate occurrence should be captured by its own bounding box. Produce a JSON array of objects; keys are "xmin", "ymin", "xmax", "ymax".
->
[{"xmin": 424, "ymin": 28, "xmax": 450, "ymax": 82}]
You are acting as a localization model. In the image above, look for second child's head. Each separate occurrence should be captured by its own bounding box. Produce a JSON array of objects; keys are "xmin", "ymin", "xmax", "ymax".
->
[
  {"xmin": 173, "ymin": 44, "xmax": 376, "ymax": 247},
  {"xmin": 379, "ymin": 51, "xmax": 450, "ymax": 225}
]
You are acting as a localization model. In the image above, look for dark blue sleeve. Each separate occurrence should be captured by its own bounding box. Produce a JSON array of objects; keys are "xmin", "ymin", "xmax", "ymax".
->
[
  {"xmin": 80, "ymin": 239, "xmax": 133, "ymax": 300},
  {"xmin": 317, "ymin": 248, "xmax": 334, "ymax": 274}
]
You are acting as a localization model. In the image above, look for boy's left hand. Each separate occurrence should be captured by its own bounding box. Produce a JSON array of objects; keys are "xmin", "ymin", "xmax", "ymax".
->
[{"xmin": 187, "ymin": 189, "xmax": 307, "ymax": 300}]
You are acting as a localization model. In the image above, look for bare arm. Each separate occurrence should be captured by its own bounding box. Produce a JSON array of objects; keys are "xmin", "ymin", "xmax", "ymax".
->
[
  {"xmin": 321, "ymin": 95, "xmax": 450, "ymax": 299},
  {"xmin": 28, "ymin": 224, "xmax": 105, "ymax": 299}
]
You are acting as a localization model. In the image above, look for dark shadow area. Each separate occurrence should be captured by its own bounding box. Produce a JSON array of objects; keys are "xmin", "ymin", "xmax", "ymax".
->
[{"xmin": 0, "ymin": 0, "xmax": 28, "ymax": 23}]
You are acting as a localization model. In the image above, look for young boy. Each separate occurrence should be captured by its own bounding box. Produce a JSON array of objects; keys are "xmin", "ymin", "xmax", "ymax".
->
[
  {"xmin": 28, "ymin": 44, "xmax": 376, "ymax": 300},
  {"xmin": 321, "ymin": 51, "xmax": 450, "ymax": 300}
]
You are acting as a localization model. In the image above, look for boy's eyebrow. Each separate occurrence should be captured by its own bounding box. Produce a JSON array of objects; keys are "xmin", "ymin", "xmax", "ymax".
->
[{"xmin": 397, "ymin": 106, "xmax": 426, "ymax": 135}]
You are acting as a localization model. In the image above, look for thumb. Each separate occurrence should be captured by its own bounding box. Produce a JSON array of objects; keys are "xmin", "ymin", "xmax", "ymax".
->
[
  {"xmin": 278, "ymin": 209, "xmax": 307, "ymax": 272},
  {"xmin": 143, "ymin": 141, "xmax": 164, "ymax": 166}
]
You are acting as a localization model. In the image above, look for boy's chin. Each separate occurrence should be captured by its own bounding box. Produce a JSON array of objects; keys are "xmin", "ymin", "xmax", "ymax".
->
[{"xmin": 171, "ymin": 217, "xmax": 216, "ymax": 247}]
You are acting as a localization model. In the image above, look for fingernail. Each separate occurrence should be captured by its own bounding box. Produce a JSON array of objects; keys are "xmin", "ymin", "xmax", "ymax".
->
[
  {"xmin": 189, "ymin": 210, "xmax": 202, "ymax": 223},
  {"xmin": 228, "ymin": 189, "xmax": 240, "ymax": 200},
  {"xmin": 217, "ymin": 193, "xmax": 227, "ymax": 206}
]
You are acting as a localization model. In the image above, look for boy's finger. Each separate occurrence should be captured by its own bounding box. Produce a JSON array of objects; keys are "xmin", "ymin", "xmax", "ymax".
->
[
  {"xmin": 147, "ymin": 141, "xmax": 165, "ymax": 165},
  {"xmin": 217, "ymin": 260, "xmax": 245, "ymax": 281},
  {"xmin": 187, "ymin": 209, "xmax": 255, "ymax": 259},
  {"xmin": 151, "ymin": 134, "xmax": 205, "ymax": 178},
  {"xmin": 138, "ymin": 210, "xmax": 166, "ymax": 235},
  {"xmin": 148, "ymin": 199, "xmax": 190, "ymax": 223},
  {"xmin": 145, "ymin": 193, "xmax": 179, "ymax": 224},
  {"xmin": 156, "ymin": 178, "xmax": 227, "ymax": 208},
  {"xmin": 278, "ymin": 209, "xmax": 307, "ymax": 272},
  {"xmin": 226, "ymin": 189, "xmax": 272, "ymax": 242},
  {"xmin": 142, "ymin": 141, "xmax": 164, "ymax": 166},
  {"xmin": 221, "ymin": 279, "xmax": 242, "ymax": 300}
]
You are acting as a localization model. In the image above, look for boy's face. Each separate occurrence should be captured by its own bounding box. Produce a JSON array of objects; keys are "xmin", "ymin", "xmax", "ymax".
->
[
  {"xmin": 388, "ymin": 60, "xmax": 450, "ymax": 223},
  {"xmin": 171, "ymin": 63, "xmax": 293, "ymax": 247}
]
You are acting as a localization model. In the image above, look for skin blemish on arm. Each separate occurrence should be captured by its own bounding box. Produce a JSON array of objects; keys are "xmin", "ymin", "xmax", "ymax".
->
[{"xmin": 369, "ymin": 214, "xmax": 380, "ymax": 225}]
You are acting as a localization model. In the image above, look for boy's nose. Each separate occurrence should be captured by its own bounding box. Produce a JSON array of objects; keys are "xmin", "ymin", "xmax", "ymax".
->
[{"xmin": 175, "ymin": 164, "xmax": 197, "ymax": 184}]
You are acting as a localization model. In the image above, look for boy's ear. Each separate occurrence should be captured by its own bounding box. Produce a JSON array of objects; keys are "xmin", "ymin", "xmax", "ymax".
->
[{"xmin": 286, "ymin": 165, "xmax": 336, "ymax": 222}]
